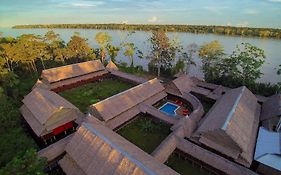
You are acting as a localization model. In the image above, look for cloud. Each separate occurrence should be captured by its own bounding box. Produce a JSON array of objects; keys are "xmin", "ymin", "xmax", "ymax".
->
[
  {"xmin": 121, "ymin": 20, "xmax": 129, "ymax": 24},
  {"xmin": 148, "ymin": 16, "xmax": 158, "ymax": 23},
  {"xmin": 57, "ymin": 1, "xmax": 104, "ymax": 8},
  {"xmin": 71, "ymin": 3, "xmax": 96, "ymax": 7}
]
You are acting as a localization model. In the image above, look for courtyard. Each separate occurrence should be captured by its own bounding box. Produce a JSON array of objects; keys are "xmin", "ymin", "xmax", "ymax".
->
[
  {"xmin": 117, "ymin": 114, "xmax": 172, "ymax": 154},
  {"xmin": 59, "ymin": 78, "xmax": 134, "ymax": 112}
]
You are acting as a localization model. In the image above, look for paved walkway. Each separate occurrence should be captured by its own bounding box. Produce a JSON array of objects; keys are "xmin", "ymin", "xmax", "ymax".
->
[{"xmin": 139, "ymin": 104, "xmax": 179, "ymax": 124}]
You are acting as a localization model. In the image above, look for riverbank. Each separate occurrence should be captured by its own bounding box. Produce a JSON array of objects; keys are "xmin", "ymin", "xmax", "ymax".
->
[{"xmin": 12, "ymin": 24, "xmax": 281, "ymax": 39}]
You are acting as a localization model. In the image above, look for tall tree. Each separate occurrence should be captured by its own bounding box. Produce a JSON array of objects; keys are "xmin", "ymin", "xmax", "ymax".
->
[
  {"xmin": 106, "ymin": 44, "xmax": 120, "ymax": 63},
  {"xmin": 148, "ymin": 29, "xmax": 177, "ymax": 77},
  {"xmin": 67, "ymin": 33, "xmax": 95, "ymax": 62},
  {"xmin": 44, "ymin": 30, "xmax": 65, "ymax": 63},
  {"xmin": 95, "ymin": 32, "xmax": 111, "ymax": 63},
  {"xmin": 222, "ymin": 43, "xmax": 265, "ymax": 84},
  {"xmin": 199, "ymin": 40, "xmax": 225, "ymax": 81},
  {"xmin": 181, "ymin": 43, "xmax": 198, "ymax": 74},
  {"xmin": 17, "ymin": 34, "xmax": 50, "ymax": 71}
]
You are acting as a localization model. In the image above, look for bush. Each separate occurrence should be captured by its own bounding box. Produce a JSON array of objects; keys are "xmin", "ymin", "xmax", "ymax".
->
[
  {"xmin": 148, "ymin": 62, "xmax": 173, "ymax": 77},
  {"xmin": 0, "ymin": 149, "xmax": 46, "ymax": 175}
]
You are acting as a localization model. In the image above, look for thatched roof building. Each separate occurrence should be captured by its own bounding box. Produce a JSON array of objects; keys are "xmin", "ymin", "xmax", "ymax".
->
[
  {"xmin": 41, "ymin": 60, "xmax": 108, "ymax": 90},
  {"xmin": 195, "ymin": 86, "xmax": 260, "ymax": 167},
  {"xmin": 260, "ymin": 94, "xmax": 281, "ymax": 121},
  {"xmin": 110, "ymin": 70, "xmax": 148, "ymax": 85},
  {"xmin": 165, "ymin": 74, "xmax": 195, "ymax": 96},
  {"xmin": 106, "ymin": 60, "xmax": 118, "ymax": 71},
  {"xmin": 254, "ymin": 127, "xmax": 281, "ymax": 174},
  {"xmin": 20, "ymin": 88, "xmax": 82, "ymax": 137},
  {"xmin": 89, "ymin": 78, "xmax": 166, "ymax": 129},
  {"xmin": 59, "ymin": 117, "xmax": 178, "ymax": 175}
]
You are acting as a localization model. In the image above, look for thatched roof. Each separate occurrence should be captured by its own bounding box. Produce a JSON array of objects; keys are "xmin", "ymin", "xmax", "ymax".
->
[
  {"xmin": 20, "ymin": 88, "xmax": 81, "ymax": 136},
  {"xmin": 41, "ymin": 60, "xmax": 106, "ymax": 83},
  {"xmin": 89, "ymin": 78, "xmax": 165, "ymax": 122},
  {"xmin": 59, "ymin": 117, "xmax": 178, "ymax": 175},
  {"xmin": 254, "ymin": 127, "xmax": 281, "ymax": 171},
  {"xmin": 260, "ymin": 94, "xmax": 281, "ymax": 121},
  {"xmin": 106, "ymin": 60, "xmax": 118, "ymax": 71},
  {"xmin": 32, "ymin": 79, "xmax": 50, "ymax": 90},
  {"xmin": 110, "ymin": 70, "xmax": 148, "ymax": 84},
  {"xmin": 195, "ymin": 86, "xmax": 260, "ymax": 167},
  {"xmin": 166, "ymin": 74, "xmax": 195, "ymax": 96}
]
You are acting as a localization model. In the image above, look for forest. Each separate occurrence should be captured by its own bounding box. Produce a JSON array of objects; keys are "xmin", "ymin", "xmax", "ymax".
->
[
  {"xmin": 13, "ymin": 23, "xmax": 281, "ymax": 39},
  {"xmin": 0, "ymin": 29, "xmax": 280, "ymax": 174}
]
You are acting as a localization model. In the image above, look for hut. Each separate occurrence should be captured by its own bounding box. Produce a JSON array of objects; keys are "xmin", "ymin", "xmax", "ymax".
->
[
  {"xmin": 194, "ymin": 86, "xmax": 260, "ymax": 167},
  {"xmin": 254, "ymin": 127, "xmax": 281, "ymax": 175},
  {"xmin": 165, "ymin": 74, "xmax": 195, "ymax": 96},
  {"xmin": 89, "ymin": 78, "xmax": 167, "ymax": 129},
  {"xmin": 41, "ymin": 60, "xmax": 108, "ymax": 91},
  {"xmin": 20, "ymin": 88, "xmax": 83, "ymax": 143},
  {"xmin": 59, "ymin": 116, "xmax": 179, "ymax": 175},
  {"xmin": 106, "ymin": 60, "xmax": 118, "ymax": 71},
  {"xmin": 260, "ymin": 94, "xmax": 281, "ymax": 131}
]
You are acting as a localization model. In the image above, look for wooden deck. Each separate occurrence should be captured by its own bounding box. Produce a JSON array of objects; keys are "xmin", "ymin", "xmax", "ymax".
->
[{"xmin": 38, "ymin": 134, "xmax": 73, "ymax": 162}]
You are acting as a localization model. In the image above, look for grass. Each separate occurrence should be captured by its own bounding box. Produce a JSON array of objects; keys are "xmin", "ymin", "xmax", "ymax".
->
[
  {"xmin": 165, "ymin": 154, "xmax": 210, "ymax": 175},
  {"xmin": 59, "ymin": 79, "xmax": 134, "ymax": 112},
  {"xmin": 117, "ymin": 116, "xmax": 171, "ymax": 154}
]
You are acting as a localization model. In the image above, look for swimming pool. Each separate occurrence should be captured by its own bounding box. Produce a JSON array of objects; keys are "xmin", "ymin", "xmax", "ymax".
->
[{"xmin": 159, "ymin": 102, "xmax": 180, "ymax": 116}]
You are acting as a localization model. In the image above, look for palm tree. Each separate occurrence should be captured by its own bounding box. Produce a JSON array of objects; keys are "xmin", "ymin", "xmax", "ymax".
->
[
  {"xmin": 123, "ymin": 43, "xmax": 136, "ymax": 67},
  {"xmin": 95, "ymin": 32, "xmax": 111, "ymax": 63}
]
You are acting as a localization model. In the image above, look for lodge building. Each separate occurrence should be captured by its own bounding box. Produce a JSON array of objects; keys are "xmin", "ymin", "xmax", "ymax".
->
[{"xmin": 20, "ymin": 60, "xmax": 280, "ymax": 175}]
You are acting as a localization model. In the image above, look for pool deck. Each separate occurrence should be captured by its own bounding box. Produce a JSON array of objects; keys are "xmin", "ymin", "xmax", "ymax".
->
[{"xmin": 158, "ymin": 100, "xmax": 190, "ymax": 117}]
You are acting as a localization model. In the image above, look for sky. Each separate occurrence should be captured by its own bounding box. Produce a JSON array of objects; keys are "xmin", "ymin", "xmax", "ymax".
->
[{"xmin": 0, "ymin": 0, "xmax": 281, "ymax": 28}]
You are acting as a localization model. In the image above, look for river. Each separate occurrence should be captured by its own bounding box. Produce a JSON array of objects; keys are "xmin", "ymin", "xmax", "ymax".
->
[{"xmin": 1, "ymin": 28, "xmax": 281, "ymax": 84}]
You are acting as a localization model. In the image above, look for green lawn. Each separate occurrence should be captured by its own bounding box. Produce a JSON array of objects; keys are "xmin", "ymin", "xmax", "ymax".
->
[
  {"xmin": 165, "ymin": 154, "xmax": 210, "ymax": 175},
  {"xmin": 59, "ymin": 79, "xmax": 134, "ymax": 112},
  {"xmin": 117, "ymin": 116, "xmax": 171, "ymax": 154}
]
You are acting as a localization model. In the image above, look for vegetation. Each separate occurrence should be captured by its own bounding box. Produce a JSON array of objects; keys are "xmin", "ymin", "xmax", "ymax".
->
[
  {"xmin": 95, "ymin": 32, "xmax": 112, "ymax": 63},
  {"xmin": 59, "ymin": 79, "xmax": 134, "ymax": 112},
  {"xmin": 13, "ymin": 24, "xmax": 281, "ymax": 39},
  {"xmin": 0, "ymin": 28, "xmax": 280, "ymax": 172},
  {"xmin": 0, "ymin": 73, "xmax": 45, "ymax": 173},
  {"xmin": 165, "ymin": 154, "xmax": 209, "ymax": 175},
  {"xmin": 0, "ymin": 149, "xmax": 47, "ymax": 175},
  {"xmin": 123, "ymin": 42, "xmax": 137, "ymax": 67},
  {"xmin": 200, "ymin": 100, "xmax": 215, "ymax": 114},
  {"xmin": 117, "ymin": 116, "xmax": 171, "ymax": 154},
  {"xmin": 147, "ymin": 29, "xmax": 189, "ymax": 77},
  {"xmin": 199, "ymin": 41, "xmax": 280, "ymax": 96}
]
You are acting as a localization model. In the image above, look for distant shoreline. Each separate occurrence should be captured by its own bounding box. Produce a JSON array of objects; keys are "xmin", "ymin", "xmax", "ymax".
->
[{"xmin": 12, "ymin": 24, "xmax": 281, "ymax": 39}]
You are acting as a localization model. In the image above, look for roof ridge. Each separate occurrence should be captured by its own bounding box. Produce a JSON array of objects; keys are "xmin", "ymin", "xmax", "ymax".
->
[
  {"xmin": 221, "ymin": 86, "xmax": 246, "ymax": 130},
  {"xmin": 42, "ymin": 60, "xmax": 102, "ymax": 72},
  {"xmin": 90, "ymin": 78, "xmax": 159, "ymax": 107},
  {"xmin": 82, "ymin": 123, "xmax": 157, "ymax": 175}
]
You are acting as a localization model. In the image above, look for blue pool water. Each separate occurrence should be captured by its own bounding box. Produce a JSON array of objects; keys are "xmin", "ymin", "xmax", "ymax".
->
[{"xmin": 159, "ymin": 103, "xmax": 179, "ymax": 116}]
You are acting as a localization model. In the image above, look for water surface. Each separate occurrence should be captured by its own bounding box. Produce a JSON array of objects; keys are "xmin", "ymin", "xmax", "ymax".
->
[{"xmin": 1, "ymin": 28, "xmax": 280, "ymax": 84}]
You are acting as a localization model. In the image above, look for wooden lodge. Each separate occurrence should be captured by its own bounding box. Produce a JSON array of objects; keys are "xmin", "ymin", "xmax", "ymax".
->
[
  {"xmin": 18, "ymin": 60, "xmax": 280, "ymax": 175},
  {"xmin": 20, "ymin": 88, "xmax": 83, "ymax": 144}
]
